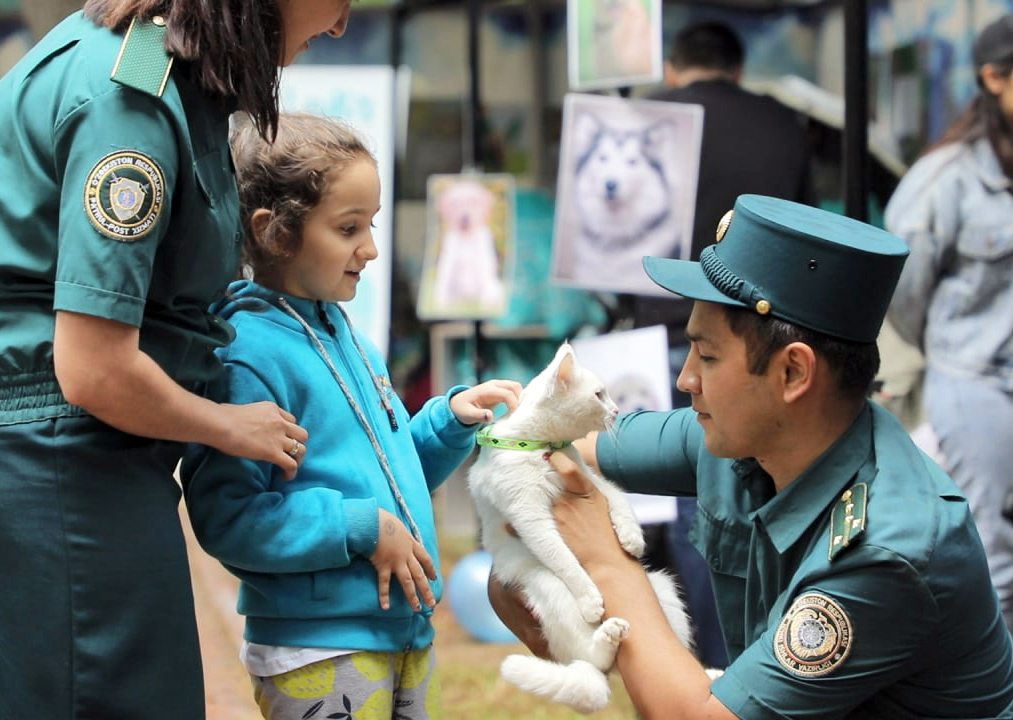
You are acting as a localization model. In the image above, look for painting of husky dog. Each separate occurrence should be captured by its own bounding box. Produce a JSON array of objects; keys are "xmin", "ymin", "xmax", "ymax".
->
[{"xmin": 551, "ymin": 93, "xmax": 703, "ymax": 296}]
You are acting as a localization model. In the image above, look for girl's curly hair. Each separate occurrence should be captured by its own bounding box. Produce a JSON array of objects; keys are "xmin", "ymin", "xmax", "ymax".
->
[{"xmin": 230, "ymin": 112, "xmax": 376, "ymax": 277}]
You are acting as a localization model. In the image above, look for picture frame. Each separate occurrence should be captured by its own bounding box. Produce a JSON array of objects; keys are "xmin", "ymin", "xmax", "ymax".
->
[
  {"xmin": 417, "ymin": 173, "xmax": 516, "ymax": 321},
  {"xmin": 551, "ymin": 92, "xmax": 703, "ymax": 296}
]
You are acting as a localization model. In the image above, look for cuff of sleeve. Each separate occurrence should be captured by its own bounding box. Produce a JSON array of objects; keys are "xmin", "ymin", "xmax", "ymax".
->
[
  {"xmin": 434, "ymin": 385, "xmax": 478, "ymax": 448},
  {"xmin": 710, "ymin": 667, "xmax": 779, "ymax": 720},
  {"xmin": 345, "ymin": 497, "xmax": 380, "ymax": 558},
  {"xmin": 54, "ymin": 281, "xmax": 145, "ymax": 326}
]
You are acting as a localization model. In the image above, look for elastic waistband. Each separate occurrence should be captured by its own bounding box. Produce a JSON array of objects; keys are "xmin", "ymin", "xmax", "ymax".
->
[{"xmin": 0, "ymin": 370, "xmax": 82, "ymax": 425}]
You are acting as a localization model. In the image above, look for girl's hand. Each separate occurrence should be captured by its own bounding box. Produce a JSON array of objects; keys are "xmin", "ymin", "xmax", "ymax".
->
[
  {"xmin": 450, "ymin": 378, "xmax": 523, "ymax": 425},
  {"xmin": 369, "ymin": 509, "xmax": 437, "ymax": 611}
]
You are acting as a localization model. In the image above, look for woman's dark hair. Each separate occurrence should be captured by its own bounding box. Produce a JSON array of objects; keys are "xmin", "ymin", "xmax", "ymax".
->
[
  {"xmin": 924, "ymin": 57, "xmax": 1013, "ymax": 183},
  {"xmin": 83, "ymin": 0, "xmax": 283, "ymax": 138},
  {"xmin": 230, "ymin": 112, "xmax": 376, "ymax": 276},
  {"xmin": 723, "ymin": 306, "xmax": 881, "ymax": 402}
]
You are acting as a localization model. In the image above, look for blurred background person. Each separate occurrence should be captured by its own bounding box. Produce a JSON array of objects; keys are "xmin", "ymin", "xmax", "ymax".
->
[{"xmin": 885, "ymin": 13, "xmax": 1013, "ymax": 634}]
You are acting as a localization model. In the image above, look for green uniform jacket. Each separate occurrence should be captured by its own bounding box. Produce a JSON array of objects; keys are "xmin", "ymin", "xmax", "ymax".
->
[
  {"xmin": 0, "ymin": 11, "xmax": 239, "ymax": 425},
  {"xmin": 597, "ymin": 402, "xmax": 1013, "ymax": 719}
]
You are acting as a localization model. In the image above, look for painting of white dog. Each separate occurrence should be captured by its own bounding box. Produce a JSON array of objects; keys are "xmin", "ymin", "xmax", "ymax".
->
[
  {"xmin": 552, "ymin": 93, "xmax": 703, "ymax": 296},
  {"xmin": 417, "ymin": 174, "xmax": 515, "ymax": 320}
]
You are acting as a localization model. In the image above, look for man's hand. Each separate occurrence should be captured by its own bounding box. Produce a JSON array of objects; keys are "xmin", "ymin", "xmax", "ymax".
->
[{"xmin": 487, "ymin": 572, "xmax": 552, "ymax": 659}]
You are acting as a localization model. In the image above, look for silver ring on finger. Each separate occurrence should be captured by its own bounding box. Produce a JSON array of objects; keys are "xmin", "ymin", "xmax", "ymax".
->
[{"xmin": 286, "ymin": 439, "xmax": 302, "ymax": 458}]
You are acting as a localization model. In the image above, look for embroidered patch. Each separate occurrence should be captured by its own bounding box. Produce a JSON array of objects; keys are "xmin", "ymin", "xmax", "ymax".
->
[
  {"xmin": 84, "ymin": 151, "xmax": 165, "ymax": 241},
  {"xmin": 773, "ymin": 592, "xmax": 853, "ymax": 678}
]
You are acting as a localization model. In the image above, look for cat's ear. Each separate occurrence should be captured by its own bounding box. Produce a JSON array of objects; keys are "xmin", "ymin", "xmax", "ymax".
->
[{"xmin": 554, "ymin": 344, "xmax": 576, "ymax": 388}]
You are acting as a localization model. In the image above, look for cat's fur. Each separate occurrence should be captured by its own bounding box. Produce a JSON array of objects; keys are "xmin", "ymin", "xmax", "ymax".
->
[{"xmin": 467, "ymin": 343, "xmax": 694, "ymax": 714}]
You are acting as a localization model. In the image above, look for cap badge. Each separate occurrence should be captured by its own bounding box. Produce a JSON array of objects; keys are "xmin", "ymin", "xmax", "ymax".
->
[
  {"xmin": 715, "ymin": 209, "xmax": 734, "ymax": 242},
  {"xmin": 755, "ymin": 299, "xmax": 771, "ymax": 315},
  {"xmin": 774, "ymin": 592, "xmax": 853, "ymax": 678}
]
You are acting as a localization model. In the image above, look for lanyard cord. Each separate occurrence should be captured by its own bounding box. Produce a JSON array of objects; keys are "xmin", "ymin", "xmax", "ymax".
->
[{"xmin": 277, "ymin": 297, "xmax": 421, "ymax": 542}]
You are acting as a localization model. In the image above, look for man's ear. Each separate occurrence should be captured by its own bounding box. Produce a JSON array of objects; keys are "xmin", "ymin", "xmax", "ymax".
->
[
  {"xmin": 779, "ymin": 341, "xmax": 816, "ymax": 404},
  {"xmin": 249, "ymin": 208, "xmax": 272, "ymax": 241},
  {"xmin": 663, "ymin": 60, "xmax": 679, "ymax": 87}
]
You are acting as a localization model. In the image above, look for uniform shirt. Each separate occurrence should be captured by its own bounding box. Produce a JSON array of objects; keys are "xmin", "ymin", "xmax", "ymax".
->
[
  {"xmin": 0, "ymin": 12, "xmax": 239, "ymax": 425},
  {"xmin": 886, "ymin": 136, "xmax": 1013, "ymax": 392},
  {"xmin": 597, "ymin": 402, "xmax": 1013, "ymax": 719}
]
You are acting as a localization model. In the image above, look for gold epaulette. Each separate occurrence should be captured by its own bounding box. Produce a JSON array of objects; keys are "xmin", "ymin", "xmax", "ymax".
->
[
  {"xmin": 111, "ymin": 16, "xmax": 173, "ymax": 97},
  {"xmin": 828, "ymin": 483, "xmax": 867, "ymax": 561}
]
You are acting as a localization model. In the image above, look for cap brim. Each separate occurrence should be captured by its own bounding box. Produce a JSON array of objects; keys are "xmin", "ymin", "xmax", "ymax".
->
[{"xmin": 643, "ymin": 256, "xmax": 748, "ymax": 309}]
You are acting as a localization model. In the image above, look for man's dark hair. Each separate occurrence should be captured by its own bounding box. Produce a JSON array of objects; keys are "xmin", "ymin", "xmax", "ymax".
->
[
  {"xmin": 83, "ymin": 0, "xmax": 284, "ymax": 139},
  {"xmin": 669, "ymin": 21, "xmax": 744, "ymax": 72},
  {"xmin": 723, "ymin": 306, "xmax": 881, "ymax": 401}
]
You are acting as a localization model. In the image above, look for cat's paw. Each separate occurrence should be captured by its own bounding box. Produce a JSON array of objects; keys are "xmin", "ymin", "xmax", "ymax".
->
[
  {"xmin": 578, "ymin": 591, "xmax": 605, "ymax": 623},
  {"xmin": 598, "ymin": 617, "xmax": 630, "ymax": 646},
  {"xmin": 613, "ymin": 523, "xmax": 646, "ymax": 559}
]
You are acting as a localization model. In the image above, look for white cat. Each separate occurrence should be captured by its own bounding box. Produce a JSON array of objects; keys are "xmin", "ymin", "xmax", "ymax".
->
[{"xmin": 468, "ymin": 343, "xmax": 694, "ymax": 714}]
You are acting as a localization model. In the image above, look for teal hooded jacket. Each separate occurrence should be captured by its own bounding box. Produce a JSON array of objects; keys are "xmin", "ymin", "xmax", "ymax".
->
[{"xmin": 182, "ymin": 280, "xmax": 475, "ymax": 652}]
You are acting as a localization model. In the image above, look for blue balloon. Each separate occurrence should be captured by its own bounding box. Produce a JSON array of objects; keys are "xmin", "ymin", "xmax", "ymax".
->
[{"xmin": 447, "ymin": 550, "xmax": 518, "ymax": 644}]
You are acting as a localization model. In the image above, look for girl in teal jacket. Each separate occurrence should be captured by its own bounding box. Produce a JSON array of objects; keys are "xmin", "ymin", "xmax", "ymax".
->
[{"xmin": 182, "ymin": 112, "xmax": 520, "ymax": 720}]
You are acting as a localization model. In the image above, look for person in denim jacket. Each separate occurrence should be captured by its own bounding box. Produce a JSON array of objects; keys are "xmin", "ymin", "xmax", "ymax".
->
[{"xmin": 886, "ymin": 13, "xmax": 1013, "ymax": 633}]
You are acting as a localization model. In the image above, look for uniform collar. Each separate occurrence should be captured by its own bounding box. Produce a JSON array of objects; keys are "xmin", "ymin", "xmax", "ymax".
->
[{"xmin": 752, "ymin": 404, "xmax": 873, "ymax": 555}]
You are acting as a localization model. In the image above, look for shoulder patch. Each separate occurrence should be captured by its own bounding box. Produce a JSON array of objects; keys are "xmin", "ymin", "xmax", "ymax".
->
[
  {"xmin": 84, "ymin": 151, "xmax": 166, "ymax": 241},
  {"xmin": 773, "ymin": 592, "xmax": 853, "ymax": 678},
  {"xmin": 829, "ymin": 482, "xmax": 867, "ymax": 561},
  {"xmin": 111, "ymin": 16, "xmax": 173, "ymax": 97}
]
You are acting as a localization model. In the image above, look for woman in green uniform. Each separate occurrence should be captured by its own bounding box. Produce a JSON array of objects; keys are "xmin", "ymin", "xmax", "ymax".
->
[{"xmin": 0, "ymin": 1, "xmax": 351, "ymax": 718}]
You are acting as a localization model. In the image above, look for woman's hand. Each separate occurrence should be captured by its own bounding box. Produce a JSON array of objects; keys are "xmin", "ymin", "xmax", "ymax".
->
[
  {"xmin": 369, "ymin": 509, "xmax": 437, "ymax": 611},
  {"xmin": 214, "ymin": 402, "xmax": 309, "ymax": 481},
  {"xmin": 449, "ymin": 379, "xmax": 523, "ymax": 425}
]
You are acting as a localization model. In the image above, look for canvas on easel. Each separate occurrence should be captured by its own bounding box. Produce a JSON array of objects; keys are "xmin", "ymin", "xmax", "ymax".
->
[
  {"xmin": 551, "ymin": 92, "xmax": 703, "ymax": 296},
  {"xmin": 567, "ymin": 0, "xmax": 662, "ymax": 91},
  {"xmin": 417, "ymin": 173, "xmax": 516, "ymax": 321}
]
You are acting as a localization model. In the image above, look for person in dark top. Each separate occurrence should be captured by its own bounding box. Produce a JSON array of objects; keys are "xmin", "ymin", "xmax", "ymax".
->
[
  {"xmin": 636, "ymin": 21, "xmax": 813, "ymax": 363},
  {"xmin": 634, "ymin": 21, "xmax": 814, "ymax": 670}
]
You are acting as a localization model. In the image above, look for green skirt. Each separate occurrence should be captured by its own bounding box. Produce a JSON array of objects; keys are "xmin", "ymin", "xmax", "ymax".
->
[{"xmin": 0, "ymin": 415, "xmax": 204, "ymax": 719}]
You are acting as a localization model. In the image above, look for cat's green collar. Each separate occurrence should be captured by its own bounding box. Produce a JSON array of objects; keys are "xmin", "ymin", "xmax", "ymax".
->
[{"xmin": 475, "ymin": 426, "xmax": 571, "ymax": 452}]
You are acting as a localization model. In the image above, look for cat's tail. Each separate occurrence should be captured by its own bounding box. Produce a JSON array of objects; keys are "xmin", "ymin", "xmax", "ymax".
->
[{"xmin": 500, "ymin": 655, "xmax": 611, "ymax": 715}]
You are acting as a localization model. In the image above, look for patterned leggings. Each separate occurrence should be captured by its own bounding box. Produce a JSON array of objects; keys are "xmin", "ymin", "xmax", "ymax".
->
[{"xmin": 251, "ymin": 648, "xmax": 442, "ymax": 720}]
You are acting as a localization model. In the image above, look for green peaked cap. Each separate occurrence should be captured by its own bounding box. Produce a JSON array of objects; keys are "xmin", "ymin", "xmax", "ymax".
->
[{"xmin": 643, "ymin": 194, "xmax": 909, "ymax": 343}]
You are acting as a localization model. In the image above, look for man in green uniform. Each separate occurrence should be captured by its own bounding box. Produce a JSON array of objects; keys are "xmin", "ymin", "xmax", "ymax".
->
[{"xmin": 491, "ymin": 194, "xmax": 1013, "ymax": 719}]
